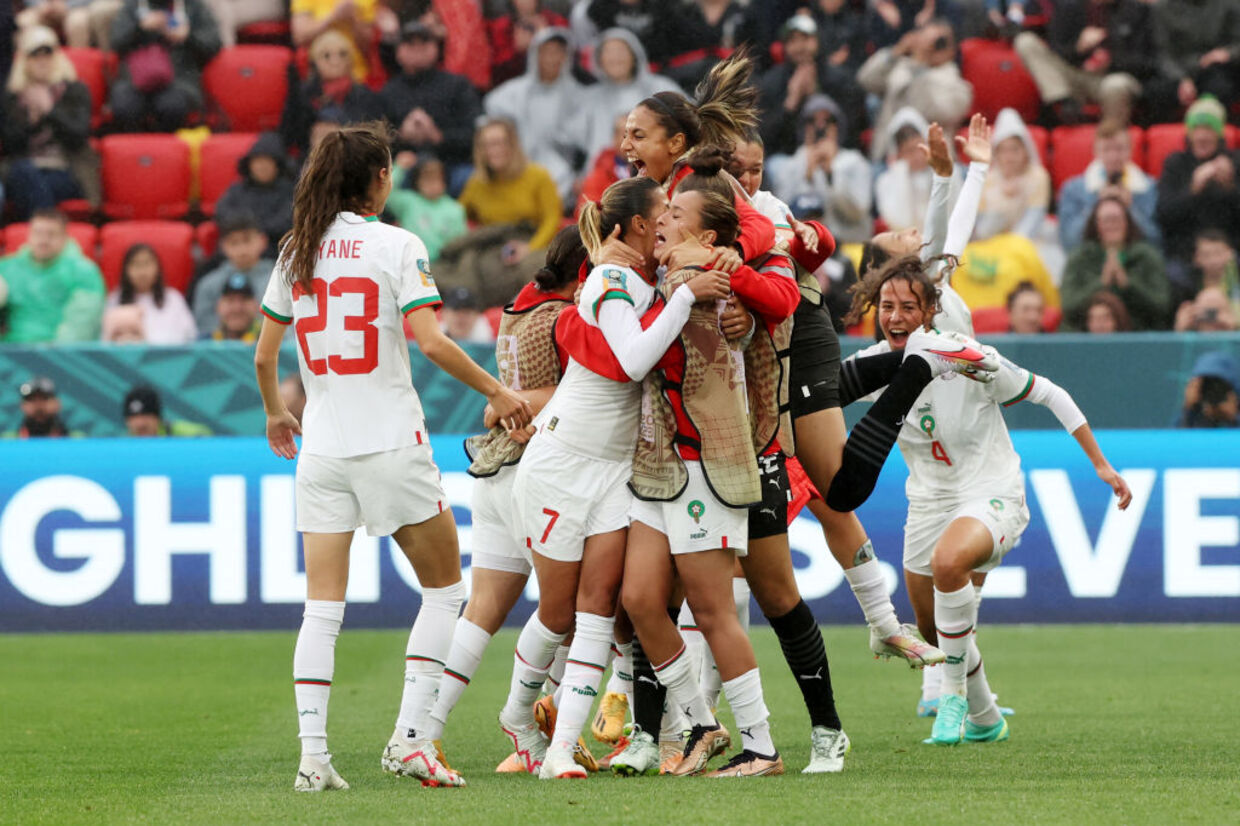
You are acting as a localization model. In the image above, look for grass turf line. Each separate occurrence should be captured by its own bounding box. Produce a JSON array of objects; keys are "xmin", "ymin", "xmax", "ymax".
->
[{"xmin": 3, "ymin": 626, "xmax": 1236, "ymax": 825}]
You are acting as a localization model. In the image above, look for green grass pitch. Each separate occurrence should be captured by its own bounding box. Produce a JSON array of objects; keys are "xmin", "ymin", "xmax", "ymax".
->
[{"xmin": 3, "ymin": 625, "xmax": 1236, "ymax": 825}]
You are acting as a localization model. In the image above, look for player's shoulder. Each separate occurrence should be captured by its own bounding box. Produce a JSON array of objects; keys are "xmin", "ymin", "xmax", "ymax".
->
[
  {"xmin": 752, "ymin": 190, "xmax": 792, "ymax": 227},
  {"xmin": 853, "ymin": 339, "xmax": 892, "ymax": 359},
  {"xmin": 584, "ymin": 264, "xmax": 639, "ymax": 295}
]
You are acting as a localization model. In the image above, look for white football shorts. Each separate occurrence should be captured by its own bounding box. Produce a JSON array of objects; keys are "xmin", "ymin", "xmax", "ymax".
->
[
  {"xmin": 629, "ymin": 462, "xmax": 749, "ymax": 556},
  {"xmin": 511, "ymin": 437, "xmax": 632, "ymax": 563},
  {"xmin": 296, "ymin": 442, "xmax": 447, "ymax": 537},
  {"xmin": 902, "ymin": 495, "xmax": 1030, "ymax": 577},
  {"xmin": 470, "ymin": 464, "xmax": 532, "ymax": 576}
]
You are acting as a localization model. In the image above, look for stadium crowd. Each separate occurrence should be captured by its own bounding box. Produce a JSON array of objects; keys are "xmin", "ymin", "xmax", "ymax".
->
[{"xmin": 0, "ymin": 0, "xmax": 1239, "ymax": 351}]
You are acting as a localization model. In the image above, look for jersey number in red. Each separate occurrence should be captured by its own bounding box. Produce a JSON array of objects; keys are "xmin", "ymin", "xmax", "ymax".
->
[
  {"xmin": 540, "ymin": 508, "xmax": 560, "ymax": 544},
  {"xmin": 931, "ymin": 440, "xmax": 953, "ymax": 466},
  {"xmin": 293, "ymin": 277, "xmax": 380, "ymax": 376}
]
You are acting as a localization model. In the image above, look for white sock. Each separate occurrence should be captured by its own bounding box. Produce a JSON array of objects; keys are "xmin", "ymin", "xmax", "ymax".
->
[
  {"xmin": 699, "ymin": 643, "xmax": 722, "ymax": 711},
  {"xmin": 677, "ymin": 602, "xmax": 707, "ymax": 700},
  {"xmin": 605, "ymin": 641, "xmax": 634, "ymax": 699},
  {"xmin": 501, "ymin": 613, "xmax": 566, "ymax": 725},
  {"xmin": 722, "ymin": 668, "xmax": 776, "ymax": 756},
  {"xmin": 425, "ymin": 617, "xmax": 492, "ymax": 741},
  {"xmin": 934, "ymin": 584, "xmax": 976, "ymax": 697},
  {"xmin": 965, "ymin": 634, "xmax": 1002, "ymax": 726},
  {"xmin": 921, "ymin": 660, "xmax": 942, "ymax": 702},
  {"xmin": 733, "ymin": 577, "xmax": 751, "ymax": 631},
  {"xmin": 551, "ymin": 613, "xmax": 614, "ymax": 749},
  {"xmin": 395, "ymin": 581, "xmax": 465, "ymax": 741},
  {"xmin": 660, "ymin": 702, "xmax": 688, "ymax": 742},
  {"xmin": 843, "ymin": 554, "xmax": 899, "ymax": 638},
  {"xmin": 654, "ymin": 644, "xmax": 715, "ymax": 731},
  {"xmin": 294, "ymin": 600, "xmax": 345, "ymax": 757}
]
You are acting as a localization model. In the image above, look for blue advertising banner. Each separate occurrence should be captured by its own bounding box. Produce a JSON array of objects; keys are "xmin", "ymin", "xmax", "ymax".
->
[{"xmin": 0, "ymin": 432, "xmax": 1236, "ymax": 632}]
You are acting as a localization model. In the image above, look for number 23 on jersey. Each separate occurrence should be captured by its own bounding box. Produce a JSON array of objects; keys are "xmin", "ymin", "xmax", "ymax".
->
[{"xmin": 293, "ymin": 277, "xmax": 380, "ymax": 376}]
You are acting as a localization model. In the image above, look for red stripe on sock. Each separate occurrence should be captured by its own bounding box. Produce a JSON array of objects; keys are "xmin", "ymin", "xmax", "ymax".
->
[
  {"xmin": 653, "ymin": 645, "xmax": 686, "ymax": 672},
  {"xmin": 444, "ymin": 668, "xmax": 470, "ymax": 684},
  {"xmin": 406, "ymin": 655, "xmax": 444, "ymax": 665},
  {"xmin": 294, "ymin": 679, "xmax": 331, "ymax": 686},
  {"xmin": 967, "ymin": 659, "xmax": 983, "ymax": 678},
  {"xmin": 937, "ymin": 626, "xmax": 974, "ymax": 639},
  {"xmin": 565, "ymin": 658, "xmax": 606, "ymax": 672},
  {"xmin": 514, "ymin": 649, "xmax": 553, "ymax": 670}
]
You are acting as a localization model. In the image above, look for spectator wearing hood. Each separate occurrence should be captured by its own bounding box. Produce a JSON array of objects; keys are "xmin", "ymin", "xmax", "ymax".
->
[
  {"xmin": 2, "ymin": 26, "xmax": 99, "ymax": 222},
  {"xmin": 214, "ymin": 132, "xmax": 295, "ymax": 257},
  {"xmin": 0, "ymin": 209, "xmax": 104, "ymax": 343},
  {"xmin": 758, "ymin": 13, "xmax": 865, "ymax": 157},
  {"xmin": 974, "ymin": 108, "xmax": 1051, "ymax": 241},
  {"xmin": 1158, "ymin": 97, "xmax": 1240, "ymax": 280},
  {"xmin": 280, "ymin": 29, "xmax": 384, "ymax": 155},
  {"xmin": 109, "ymin": 0, "xmax": 221, "ymax": 133},
  {"xmin": 771, "ymin": 94, "xmax": 872, "ymax": 244},
  {"xmin": 1177, "ymin": 351, "xmax": 1240, "ymax": 428},
  {"xmin": 1058, "ymin": 119, "xmax": 1159, "ymax": 251},
  {"xmin": 487, "ymin": 0, "xmax": 569, "ymax": 87},
  {"xmin": 484, "ymin": 26, "xmax": 585, "ymax": 203},
  {"xmin": 1149, "ymin": 0, "xmax": 1240, "ymax": 121},
  {"xmin": 858, "ymin": 17, "xmax": 972, "ymax": 161},
  {"xmin": 874, "ymin": 107, "xmax": 960, "ymax": 232},
  {"xmin": 579, "ymin": 28, "xmax": 678, "ymax": 163},
  {"xmin": 381, "ymin": 21, "xmax": 480, "ymax": 195}
]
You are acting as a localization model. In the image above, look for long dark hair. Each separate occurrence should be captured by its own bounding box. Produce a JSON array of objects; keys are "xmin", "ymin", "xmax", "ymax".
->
[
  {"xmin": 118, "ymin": 243, "xmax": 166, "ymax": 309},
  {"xmin": 578, "ymin": 176, "xmax": 663, "ymax": 260},
  {"xmin": 845, "ymin": 254, "xmax": 943, "ymax": 327},
  {"xmin": 535, "ymin": 226, "xmax": 588, "ymax": 291},
  {"xmin": 637, "ymin": 46, "xmax": 758, "ymax": 156},
  {"xmin": 280, "ymin": 121, "xmax": 393, "ymax": 292}
]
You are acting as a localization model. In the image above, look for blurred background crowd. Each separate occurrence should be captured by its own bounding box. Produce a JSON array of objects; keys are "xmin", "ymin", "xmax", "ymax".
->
[{"xmin": 0, "ymin": 0, "xmax": 1237, "ymax": 433}]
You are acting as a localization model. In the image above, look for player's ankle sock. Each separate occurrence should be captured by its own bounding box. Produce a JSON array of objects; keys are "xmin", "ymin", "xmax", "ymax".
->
[
  {"xmin": 630, "ymin": 636, "xmax": 666, "ymax": 736},
  {"xmin": 502, "ymin": 613, "xmax": 565, "ymax": 725},
  {"xmin": 965, "ymin": 634, "xmax": 1002, "ymax": 727},
  {"xmin": 604, "ymin": 641, "xmax": 634, "ymax": 699},
  {"xmin": 843, "ymin": 554, "xmax": 900, "ymax": 638},
  {"xmin": 425, "ymin": 616, "xmax": 492, "ymax": 741},
  {"xmin": 294, "ymin": 599, "xmax": 345, "ymax": 757},
  {"xmin": 934, "ymin": 584, "xmax": 976, "ymax": 697},
  {"xmin": 550, "ymin": 612, "xmax": 614, "ymax": 749},
  {"xmin": 826, "ymin": 358, "xmax": 932, "ymax": 512},
  {"xmin": 839, "ymin": 350, "xmax": 905, "ymax": 405},
  {"xmin": 395, "ymin": 581, "xmax": 464, "ymax": 740},
  {"xmin": 768, "ymin": 599, "xmax": 842, "ymax": 730},
  {"xmin": 922, "ymin": 659, "xmax": 942, "ymax": 702},
  {"xmin": 654, "ymin": 644, "xmax": 716, "ymax": 729},
  {"xmin": 722, "ymin": 668, "xmax": 776, "ymax": 755}
]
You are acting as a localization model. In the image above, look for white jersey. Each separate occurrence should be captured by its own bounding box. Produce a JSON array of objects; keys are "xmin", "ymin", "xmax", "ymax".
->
[
  {"xmin": 261, "ymin": 212, "xmax": 441, "ymax": 458},
  {"xmin": 532, "ymin": 264, "xmax": 661, "ymax": 463},
  {"xmin": 750, "ymin": 190, "xmax": 794, "ymax": 243},
  {"xmin": 854, "ymin": 340, "xmax": 1035, "ymax": 508}
]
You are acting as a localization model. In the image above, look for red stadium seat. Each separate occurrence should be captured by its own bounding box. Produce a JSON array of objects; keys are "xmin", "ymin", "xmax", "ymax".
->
[
  {"xmin": 203, "ymin": 45, "xmax": 291, "ymax": 132},
  {"xmin": 100, "ymin": 221, "xmax": 195, "ymax": 293},
  {"xmin": 237, "ymin": 19, "xmax": 292, "ymax": 45},
  {"xmin": 199, "ymin": 132, "xmax": 258, "ymax": 215},
  {"xmin": 63, "ymin": 47, "xmax": 111, "ymax": 128},
  {"xmin": 960, "ymin": 38, "xmax": 1041, "ymax": 124},
  {"xmin": 1144, "ymin": 123, "xmax": 1240, "ymax": 178},
  {"xmin": 4, "ymin": 222, "xmax": 99, "ymax": 261},
  {"xmin": 196, "ymin": 221, "xmax": 220, "ymax": 259},
  {"xmin": 1050, "ymin": 125, "xmax": 1145, "ymax": 192},
  {"xmin": 100, "ymin": 134, "xmax": 191, "ymax": 220},
  {"xmin": 970, "ymin": 306, "xmax": 1010, "ymax": 334}
]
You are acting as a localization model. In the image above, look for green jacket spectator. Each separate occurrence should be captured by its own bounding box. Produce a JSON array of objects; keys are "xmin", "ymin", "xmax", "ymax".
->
[
  {"xmin": 0, "ymin": 210, "xmax": 105, "ymax": 343},
  {"xmin": 1061, "ymin": 197, "xmax": 1171, "ymax": 331},
  {"xmin": 387, "ymin": 158, "xmax": 467, "ymax": 262}
]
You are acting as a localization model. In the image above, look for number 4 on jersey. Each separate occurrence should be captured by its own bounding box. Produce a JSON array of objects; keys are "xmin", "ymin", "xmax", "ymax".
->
[{"xmin": 931, "ymin": 440, "xmax": 953, "ymax": 466}]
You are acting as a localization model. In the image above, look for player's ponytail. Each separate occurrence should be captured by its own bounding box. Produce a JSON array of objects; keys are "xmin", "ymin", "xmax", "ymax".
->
[
  {"xmin": 280, "ymin": 121, "xmax": 394, "ymax": 292},
  {"xmin": 535, "ymin": 226, "xmax": 588, "ymax": 291},
  {"xmin": 692, "ymin": 46, "xmax": 758, "ymax": 154},
  {"xmin": 577, "ymin": 176, "xmax": 663, "ymax": 261}
]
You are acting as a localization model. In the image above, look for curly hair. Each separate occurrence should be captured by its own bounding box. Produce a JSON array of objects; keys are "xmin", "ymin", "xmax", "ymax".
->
[{"xmin": 845, "ymin": 254, "xmax": 943, "ymax": 327}]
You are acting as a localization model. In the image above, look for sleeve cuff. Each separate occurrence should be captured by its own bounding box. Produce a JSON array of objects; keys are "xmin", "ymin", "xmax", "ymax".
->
[
  {"xmin": 402, "ymin": 295, "xmax": 443, "ymax": 315},
  {"xmin": 261, "ymin": 305, "xmax": 292, "ymax": 325}
]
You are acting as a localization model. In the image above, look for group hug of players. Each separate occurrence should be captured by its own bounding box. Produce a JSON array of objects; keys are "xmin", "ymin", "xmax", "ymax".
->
[{"xmin": 253, "ymin": 52, "xmax": 1133, "ymax": 791}]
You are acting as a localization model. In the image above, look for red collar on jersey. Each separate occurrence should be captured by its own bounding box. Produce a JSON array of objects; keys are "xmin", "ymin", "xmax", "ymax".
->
[{"xmin": 510, "ymin": 281, "xmax": 571, "ymax": 313}]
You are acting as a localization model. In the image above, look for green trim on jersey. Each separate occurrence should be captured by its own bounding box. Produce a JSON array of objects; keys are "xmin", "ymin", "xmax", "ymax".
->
[
  {"xmin": 260, "ymin": 304, "xmax": 292, "ymax": 324},
  {"xmin": 402, "ymin": 295, "xmax": 442, "ymax": 315},
  {"xmin": 1001, "ymin": 373, "xmax": 1035, "ymax": 407},
  {"xmin": 592, "ymin": 288, "xmax": 634, "ymax": 320},
  {"xmin": 360, "ymin": 213, "xmax": 379, "ymax": 222}
]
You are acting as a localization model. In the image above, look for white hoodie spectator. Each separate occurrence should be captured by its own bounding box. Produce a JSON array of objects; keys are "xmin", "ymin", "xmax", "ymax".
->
[
  {"xmin": 875, "ymin": 106, "xmax": 961, "ymax": 232},
  {"xmin": 974, "ymin": 107, "xmax": 1051, "ymax": 241},
  {"xmin": 579, "ymin": 28, "xmax": 679, "ymax": 163}
]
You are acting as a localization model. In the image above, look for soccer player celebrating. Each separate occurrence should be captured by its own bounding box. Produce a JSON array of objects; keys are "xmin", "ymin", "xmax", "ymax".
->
[
  {"xmin": 500, "ymin": 176, "xmax": 730, "ymax": 779},
  {"xmin": 421, "ymin": 227, "xmax": 588, "ymax": 767},
  {"xmin": 843, "ymin": 254, "xmax": 1132, "ymax": 746},
  {"xmin": 253, "ymin": 122, "xmax": 531, "ymax": 791}
]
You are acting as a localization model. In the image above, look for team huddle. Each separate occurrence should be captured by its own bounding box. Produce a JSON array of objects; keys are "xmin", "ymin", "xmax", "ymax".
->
[{"xmin": 252, "ymin": 52, "xmax": 1134, "ymax": 792}]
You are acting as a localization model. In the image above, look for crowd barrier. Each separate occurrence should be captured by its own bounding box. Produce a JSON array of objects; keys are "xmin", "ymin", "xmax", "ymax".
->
[
  {"xmin": 1, "ymin": 431, "xmax": 1235, "ymax": 632},
  {"xmin": 0, "ymin": 333, "xmax": 1237, "ymax": 437}
]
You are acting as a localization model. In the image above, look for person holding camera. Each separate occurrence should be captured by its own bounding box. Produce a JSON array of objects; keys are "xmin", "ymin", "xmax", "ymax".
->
[
  {"xmin": 1177, "ymin": 351, "xmax": 1240, "ymax": 428},
  {"xmin": 1058, "ymin": 120, "xmax": 1160, "ymax": 253},
  {"xmin": 858, "ymin": 18, "xmax": 971, "ymax": 162},
  {"xmin": 1061, "ymin": 195, "xmax": 1170, "ymax": 330}
]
